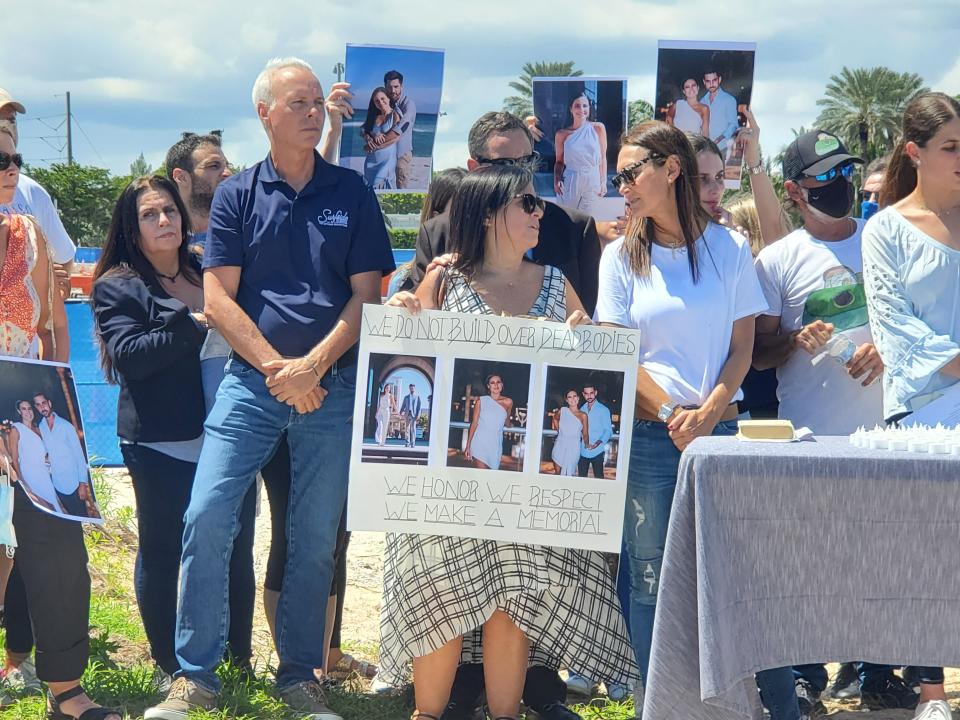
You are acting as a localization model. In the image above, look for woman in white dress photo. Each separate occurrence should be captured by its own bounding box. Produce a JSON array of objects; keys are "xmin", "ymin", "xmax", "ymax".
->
[
  {"xmin": 554, "ymin": 93, "xmax": 608, "ymax": 215},
  {"xmin": 375, "ymin": 385, "xmax": 396, "ymax": 446},
  {"xmin": 464, "ymin": 374, "xmax": 512, "ymax": 470},
  {"xmin": 667, "ymin": 77, "xmax": 710, "ymax": 136},
  {"xmin": 550, "ymin": 389, "xmax": 589, "ymax": 476},
  {"xmin": 8, "ymin": 400, "xmax": 62, "ymax": 514}
]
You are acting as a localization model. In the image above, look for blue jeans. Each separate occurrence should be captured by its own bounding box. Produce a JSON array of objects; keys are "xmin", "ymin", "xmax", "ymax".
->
[
  {"xmin": 123, "ymin": 444, "xmax": 256, "ymax": 675},
  {"xmin": 756, "ymin": 667, "xmax": 800, "ymax": 720},
  {"xmin": 174, "ymin": 358, "xmax": 356, "ymax": 692},
  {"xmin": 622, "ymin": 418, "xmax": 738, "ymax": 682}
]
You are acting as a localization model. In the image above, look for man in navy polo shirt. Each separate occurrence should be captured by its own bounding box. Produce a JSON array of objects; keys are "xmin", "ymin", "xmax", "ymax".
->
[{"xmin": 146, "ymin": 57, "xmax": 394, "ymax": 720}]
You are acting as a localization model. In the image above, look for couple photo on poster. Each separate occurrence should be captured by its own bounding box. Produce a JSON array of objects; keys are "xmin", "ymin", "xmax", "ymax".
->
[
  {"xmin": 340, "ymin": 43, "xmax": 445, "ymax": 192},
  {"xmin": 531, "ymin": 77, "xmax": 627, "ymax": 217},
  {"xmin": 360, "ymin": 353, "xmax": 434, "ymax": 465},
  {"xmin": 655, "ymin": 40, "xmax": 757, "ymax": 188},
  {"xmin": 0, "ymin": 358, "xmax": 102, "ymax": 523},
  {"xmin": 541, "ymin": 366, "xmax": 623, "ymax": 480}
]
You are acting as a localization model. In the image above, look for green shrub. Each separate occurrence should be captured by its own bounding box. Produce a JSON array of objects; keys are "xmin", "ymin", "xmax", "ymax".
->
[{"xmin": 388, "ymin": 229, "xmax": 418, "ymax": 248}]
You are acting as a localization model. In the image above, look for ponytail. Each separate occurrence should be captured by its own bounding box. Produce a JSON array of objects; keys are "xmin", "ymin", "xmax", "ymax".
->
[{"xmin": 878, "ymin": 138, "xmax": 915, "ymax": 208}]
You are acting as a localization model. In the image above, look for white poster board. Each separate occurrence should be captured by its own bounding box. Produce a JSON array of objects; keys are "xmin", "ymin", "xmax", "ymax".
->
[{"xmin": 348, "ymin": 305, "xmax": 640, "ymax": 552}]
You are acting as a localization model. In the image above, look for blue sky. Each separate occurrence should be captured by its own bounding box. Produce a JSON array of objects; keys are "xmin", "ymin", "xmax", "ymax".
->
[{"xmin": 6, "ymin": 0, "xmax": 960, "ymax": 177}]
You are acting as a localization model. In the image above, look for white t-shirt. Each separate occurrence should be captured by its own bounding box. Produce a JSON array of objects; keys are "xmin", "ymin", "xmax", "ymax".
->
[
  {"xmin": 0, "ymin": 174, "xmax": 76, "ymax": 264},
  {"xmin": 596, "ymin": 223, "xmax": 768, "ymax": 406},
  {"xmin": 755, "ymin": 220, "xmax": 884, "ymax": 434}
]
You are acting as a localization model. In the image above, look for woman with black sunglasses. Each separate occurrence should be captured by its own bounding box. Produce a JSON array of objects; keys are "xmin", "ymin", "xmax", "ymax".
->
[
  {"xmin": 381, "ymin": 164, "xmax": 638, "ymax": 720},
  {"xmin": 598, "ymin": 121, "xmax": 769, "ymax": 712}
]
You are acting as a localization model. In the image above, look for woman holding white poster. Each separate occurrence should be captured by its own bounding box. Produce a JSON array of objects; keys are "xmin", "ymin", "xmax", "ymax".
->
[
  {"xmin": 861, "ymin": 92, "xmax": 960, "ymax": 720},
  {"xmin": 596, "ymin": 120, "xmax": 793, "ymax": 714},
  {"xmin": 382, "ymin": 165, "xmax": 638, "ymax": 720}
]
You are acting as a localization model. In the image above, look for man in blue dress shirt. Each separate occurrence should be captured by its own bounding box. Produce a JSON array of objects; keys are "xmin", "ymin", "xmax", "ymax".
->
[
  {"xmin": 578, "ymin": 384, "xmax": 613, "ymax": 479},
  {"xmin": 146, "ymin": 57, "xmax": 394, "ymax": 720},
  {"xmin": 701, "ymin": 69, "xmax": 740, "ymax": 154}
]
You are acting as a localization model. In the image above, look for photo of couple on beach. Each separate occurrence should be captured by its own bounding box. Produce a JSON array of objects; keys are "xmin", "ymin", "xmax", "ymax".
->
[{"xmin": 340, "ymin": 43, "xmax": 445, "ymax": 192}]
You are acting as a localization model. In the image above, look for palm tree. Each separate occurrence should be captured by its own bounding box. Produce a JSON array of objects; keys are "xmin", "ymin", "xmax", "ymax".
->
[
  {"xmin": 814, "ymin": 67, "xmax": 927, "ymax": 161},
  {"xmin": 628, "ymin": 100, "xmax": 654, "ymax": 130},
  {"xmin": 503, "ymin": 61, "xmax": 582, "ymax": 117}
]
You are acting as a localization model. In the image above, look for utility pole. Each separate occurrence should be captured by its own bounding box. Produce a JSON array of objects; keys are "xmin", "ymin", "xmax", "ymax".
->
[
  {"xmin": 65, "ymin": 91, "xmax": 73, "ymax": 165},
  {"xmin": 333, "ymin": 62, "xmax": 344, "ymax": 83}
]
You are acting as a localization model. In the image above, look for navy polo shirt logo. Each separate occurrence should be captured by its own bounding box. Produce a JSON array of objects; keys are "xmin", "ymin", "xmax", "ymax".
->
[{"xmin": 318, "ymin": 209, "xmax": 350, "ymax": 228}]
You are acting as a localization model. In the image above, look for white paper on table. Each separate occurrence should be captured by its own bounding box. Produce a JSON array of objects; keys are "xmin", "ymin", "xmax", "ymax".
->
[{"xmin": 900, "ymin": 381, "xmax": 960, "ymax": 427}]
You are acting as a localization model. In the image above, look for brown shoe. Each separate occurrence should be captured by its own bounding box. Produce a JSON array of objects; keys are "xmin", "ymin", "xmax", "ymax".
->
[
  {"xmin": 279, "ymin": 680, "xmax": 342, "ymax": 719},
  {"xmin": 144, "ymin": 677, "xmax": 217, "ymax": 720}
]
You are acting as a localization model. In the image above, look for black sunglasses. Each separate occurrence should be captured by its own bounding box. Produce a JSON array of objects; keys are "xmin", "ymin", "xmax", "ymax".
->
[
  {"xmin": 0, "ymin": 152, "xmax": 23, "ymax": 171},
  {"xmin": 611, "ymin": 153, "xmax": 662, "ymax": 190},
  {"xmin": 475, "ymin": 152, "xmax": 541, "ymax": 168},
  {"xmin": 513, "ymin": 193, "xmax": 545, "ymax": 215}
]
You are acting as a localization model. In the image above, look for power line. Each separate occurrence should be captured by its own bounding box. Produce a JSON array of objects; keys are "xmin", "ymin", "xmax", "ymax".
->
[{"xmin": 70, "ymin": 112, "xmax": 106, "ymax": 166}]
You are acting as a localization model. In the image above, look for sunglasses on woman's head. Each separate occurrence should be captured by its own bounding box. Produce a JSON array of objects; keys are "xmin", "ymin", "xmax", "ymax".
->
[
  {"xmin": 513, "ymin": 193, "xmax": 545, "ymax": 215},
  {"xmin": 807, "ymin": 161, "xmax": 855, "ymax": 183},
  {"xmin": 611, "ymin": 153, "xmax": 662, "ymax": 190},
  {"xmin": 0, "ymin": 152, "xmax": 23, "ymax": 171}
]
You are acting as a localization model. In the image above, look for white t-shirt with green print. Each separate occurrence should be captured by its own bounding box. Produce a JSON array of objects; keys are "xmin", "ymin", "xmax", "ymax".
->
[{"xmin": 755, "ymin": 219, "xmax": 884, "ymax": 434}]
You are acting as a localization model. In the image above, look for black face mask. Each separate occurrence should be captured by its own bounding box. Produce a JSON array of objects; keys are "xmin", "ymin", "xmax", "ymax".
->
[{"xmin": 804, "ymin": 177, "xmax": 854, "ymax": 219}]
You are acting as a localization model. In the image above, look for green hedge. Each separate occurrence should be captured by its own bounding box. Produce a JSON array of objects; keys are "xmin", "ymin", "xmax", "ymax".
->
[
  {"xmin": 389, "ymin": 228, "xmax": 418, "ymax": 248},
  {"xmin": 378, "ymin": 193, "xmax": 426, "ymax": 215}
]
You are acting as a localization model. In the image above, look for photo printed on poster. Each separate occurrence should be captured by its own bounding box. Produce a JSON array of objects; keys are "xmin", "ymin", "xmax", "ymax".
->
[
  {"xmin": 655, "ymin": 40, "xmax": 757, "ymax": 188},
  {"xmin": 348, "ymin": 305, "xmax": 640, "ymax": 552},
  {"xmin": 0, "ymin": 358, "xmax": 103, "ymax": 524}
]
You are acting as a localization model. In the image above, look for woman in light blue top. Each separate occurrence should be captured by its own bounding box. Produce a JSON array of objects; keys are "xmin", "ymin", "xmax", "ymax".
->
[
  {"xmin": 362, "ymin": 87, "xmax": 400, "ymax": 190},
  {"xmin": 862, "ymin": 92, "xmax": 960, "ymax": 720}
]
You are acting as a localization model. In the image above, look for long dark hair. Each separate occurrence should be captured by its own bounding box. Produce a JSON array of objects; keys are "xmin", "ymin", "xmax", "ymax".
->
[
  {"xmin": 619, "ymin": 121, "xmax": 712, "ymax": 281},
  {"xmin": 93, "ymin": 175, "xmax": 198, "ymax": 382},
  {"xmin": 362, "ymin": 87, "xmax": 394, "ymax": 137},
  {"xmin": 419, "ymin": 167, "xmax": 468, "ymax": 225},
  {"xmin": 880, "ymin": 92, "xmax": 960, "ymax": 207},
  {"xmin": 449, "ymin": 165, "xmax": 532, "ymax": 278},
  {"xmin": 568, "ymin": 92, "xmax": 593, "ymax": 124},
  {"xmin": 686, "ymin": 133, "xmax": 723, "ymax": 163}
]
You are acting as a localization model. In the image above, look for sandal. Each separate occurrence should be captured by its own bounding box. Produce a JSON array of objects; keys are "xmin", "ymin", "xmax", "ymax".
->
[
  {"xmin": 328, "ymin": 653, "xmax": 378, "ymax": 681},
  {"xmin": 47, "ymin": 685, "xmax": 120, "ymax": 720}
]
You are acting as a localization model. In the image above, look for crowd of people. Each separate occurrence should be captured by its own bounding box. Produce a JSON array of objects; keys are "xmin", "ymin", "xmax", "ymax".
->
[{"xmin": 0, "ymin": 52, "xmax": 957, "ymax": 720}]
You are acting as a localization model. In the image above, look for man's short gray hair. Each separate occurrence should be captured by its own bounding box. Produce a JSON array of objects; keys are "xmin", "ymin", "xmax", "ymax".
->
[{"xmin": 251, "ymin": 57, "xmax": 315, "ymax": 109}]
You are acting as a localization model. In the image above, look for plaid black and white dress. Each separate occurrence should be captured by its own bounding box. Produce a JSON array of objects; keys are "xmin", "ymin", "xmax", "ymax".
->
[{"xmin": 378, "ymin": 264, "xmax": 639, "ymax": 686}]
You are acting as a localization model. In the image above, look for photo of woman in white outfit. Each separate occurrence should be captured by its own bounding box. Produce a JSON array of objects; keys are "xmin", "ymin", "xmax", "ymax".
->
[
  {"xmin": 375, "ymin": 385, "xmax": 397, "ymax": 446},
  {"xmin": 465, "ymin": 374, "xmax": 513, "ymax": 470},
  {"xmin": 362, "ymin": 87, "xmax": 401, "ymax": 190},
  {"xmin": 550, "ymin": 389, "xmax": 589, "ymax": 475},
  {"xmin": 666, "ymin": 78, "xmax": 710, "ymax": 135},
  {"xmin": 8, "ymin": 400, "xmax": 63, "ymax": 514},
  {"xmin": 554, "ymin": 93, "xmax": 608, "ymax": 215}
]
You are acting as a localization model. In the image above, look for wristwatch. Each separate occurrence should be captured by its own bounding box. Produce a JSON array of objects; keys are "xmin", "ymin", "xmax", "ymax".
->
[
  {"xmin": 747, "ymin": 158, "xmax": 765, "ymax": 175},
  {"xmin": 657, "ymin": 401, "xmax": 680, "ymax": 422}
]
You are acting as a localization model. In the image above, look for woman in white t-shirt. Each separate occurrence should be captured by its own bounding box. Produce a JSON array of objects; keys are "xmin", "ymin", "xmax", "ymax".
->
[
  {"xmin": 597, "ymin": 120, "xmax": 769, "ymax": 705},
  {"xmin": 862, "ymin": 92, "xmax": 960, "ymax": 720}
]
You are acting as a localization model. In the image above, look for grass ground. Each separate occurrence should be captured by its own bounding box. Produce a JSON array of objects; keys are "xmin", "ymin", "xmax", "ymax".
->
[{"xmin": 0, "ymin": 471, "xmax": 637, "ymax": 720}]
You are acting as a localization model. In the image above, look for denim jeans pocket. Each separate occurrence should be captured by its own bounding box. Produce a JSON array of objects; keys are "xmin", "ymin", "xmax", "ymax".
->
[
  {"xmin": 225, "ymin": 357, "xmax": 257, "ymax": 377},
  {"xmin": 335, "ymin": 362, "xmax": 357, "ymax": 390}
]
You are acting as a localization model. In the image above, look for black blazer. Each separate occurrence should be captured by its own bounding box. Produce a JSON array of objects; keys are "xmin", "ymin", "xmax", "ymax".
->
[
  {"xmin": 410, "ymin": 200, "xmax": 602, "ymax": 316},
  {"xmin": 91, "ymin": 266, "xmax": 207, "ymax": 443}
]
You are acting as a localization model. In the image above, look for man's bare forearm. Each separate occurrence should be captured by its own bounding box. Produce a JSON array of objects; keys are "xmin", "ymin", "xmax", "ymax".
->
[
  {"xmin": 753, "ymin": 331, "xmax": 796, "ymax": 371},
  {"xmin": 305, "ymin": 291, "xmax": 373, "ymax": 374},
  {"xmin": 207, "ymin": 295, "xmax": 282, "ymax": 370}
]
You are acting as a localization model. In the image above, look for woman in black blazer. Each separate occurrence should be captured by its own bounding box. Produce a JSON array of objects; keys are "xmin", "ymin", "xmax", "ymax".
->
[{"xmin": 91, "ymin": 175, "xmax": 256, "ymax": 680}]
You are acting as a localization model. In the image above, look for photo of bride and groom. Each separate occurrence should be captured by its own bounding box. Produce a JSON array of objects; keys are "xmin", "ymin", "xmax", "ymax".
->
[
  {"xmin": 340, "ymin": 43, "xmax": 445, "ymax": 192},
  {"xmin": 0, "ymin": 359, "xmax": 102, "ymax": 523}
]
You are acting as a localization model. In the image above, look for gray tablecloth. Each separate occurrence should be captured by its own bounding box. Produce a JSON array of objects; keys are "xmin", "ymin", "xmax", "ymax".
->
[{"xmin": 643, "ymin": 435, "xmax": 960, "ymax": 720}]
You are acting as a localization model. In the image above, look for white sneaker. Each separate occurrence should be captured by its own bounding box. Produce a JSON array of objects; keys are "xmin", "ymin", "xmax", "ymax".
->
[
  {"xmin": 915, "ymin": 700, "xmax": 952, "ymax": 720},
  {"xmin": 563, "ymin": 671, "xmax": 593, "ymax": 696}
]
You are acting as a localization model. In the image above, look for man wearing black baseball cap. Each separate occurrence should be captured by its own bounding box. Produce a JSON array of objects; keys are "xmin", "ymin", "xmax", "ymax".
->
[{"xmin": 753, "ymin": 129, "xmax": 918, "ymax": 716}]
